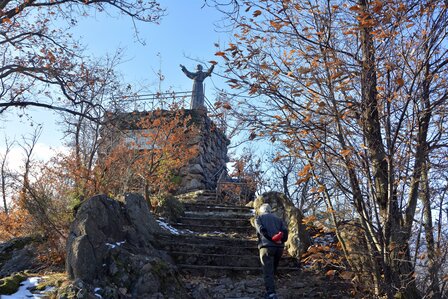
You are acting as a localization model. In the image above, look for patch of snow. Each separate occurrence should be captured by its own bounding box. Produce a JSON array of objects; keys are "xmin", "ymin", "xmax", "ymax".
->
[
  {"xmin": 156, "ymin": 219, "xmax": 199, "ymax": 235},
  {"xmin": 94, "ymin": 287, "xmax": 103, "ymax": 298},
  {"xmin": 1, "ymin": 277, "xmax": 52, "ymax": 299},
  {"xmin": 211, "ymin": 231, "xmax": 226, "ymax": 234},
  {"xmin": 156, "ymin": 219, "xmax": 181, "ymax": 235},
  {"xmin": 105, "ymin": 243, "xmax": 116, "ymax": 248},
  {"xmin": 105, "ymin": 241, "xmax": 126, "ymax": 248}
]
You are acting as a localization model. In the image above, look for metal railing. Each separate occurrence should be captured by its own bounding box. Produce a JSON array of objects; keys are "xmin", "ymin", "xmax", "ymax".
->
[
  {"xmin": 204, "ymin": 95, "xmax": 227, "ymax": 131},
  {"xmin": 116, "ymin": 91, "xmax": 191, "ymax": 112},
  {"xmin": 112, "ymin": 90, "xmax": 227, "ymax": 131}
]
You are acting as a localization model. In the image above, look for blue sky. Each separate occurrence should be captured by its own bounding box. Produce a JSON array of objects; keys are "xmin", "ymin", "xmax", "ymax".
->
[
  {"xmin": 1, "ymin": 0, "xmax": 229, "ymax": 164},
  {"xmin": 72, "ymin": 0, "xmax": 227, "ymax": 92}
]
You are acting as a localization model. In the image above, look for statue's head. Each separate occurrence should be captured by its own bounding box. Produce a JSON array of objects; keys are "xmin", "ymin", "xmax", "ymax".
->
[{"xmin": 196, "ymin": 64, "xmax": 203, "ymax": 71}]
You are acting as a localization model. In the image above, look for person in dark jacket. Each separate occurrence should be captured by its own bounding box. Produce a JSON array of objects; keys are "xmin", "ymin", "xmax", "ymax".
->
[{"xmin": 255, "ymin": 203, "xmax": 288, "ymax": 299}]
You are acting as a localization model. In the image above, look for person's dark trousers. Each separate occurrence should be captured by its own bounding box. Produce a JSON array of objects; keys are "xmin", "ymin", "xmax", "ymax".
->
[{"xmin": 259, "ymin": 246, "xmax": 284, "ymax": 295}]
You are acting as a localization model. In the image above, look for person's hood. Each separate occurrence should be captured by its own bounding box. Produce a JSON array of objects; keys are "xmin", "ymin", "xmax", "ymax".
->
[{"xmin": 259, "ymin": 203, "xmax": 272, "ymax": 214}]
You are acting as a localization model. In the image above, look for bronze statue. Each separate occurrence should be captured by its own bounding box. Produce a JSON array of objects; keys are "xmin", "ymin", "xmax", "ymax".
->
[{"xmin": 180, "ymin": 64, "xmax": 215, "ymax": 110}]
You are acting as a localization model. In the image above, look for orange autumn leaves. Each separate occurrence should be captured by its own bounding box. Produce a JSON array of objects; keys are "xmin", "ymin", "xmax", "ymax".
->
[{"xmin": 99, "ymin": 110, "xmax": 199, "ymax": 196}]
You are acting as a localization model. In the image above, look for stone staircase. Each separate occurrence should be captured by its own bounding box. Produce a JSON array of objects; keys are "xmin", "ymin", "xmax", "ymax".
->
[
  {"xmin": 153, "ymin": 190, "xmax": 354, "ymax": 298},
  {"xmin": 155, "ymin": 190, "xmax": 300, "ymax": 277}
]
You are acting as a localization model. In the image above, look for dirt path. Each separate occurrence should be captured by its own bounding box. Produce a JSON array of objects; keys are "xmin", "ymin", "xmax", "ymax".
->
[{"xmin": 182, "ymin": 271, "xmax": 353, "ymax": 298}]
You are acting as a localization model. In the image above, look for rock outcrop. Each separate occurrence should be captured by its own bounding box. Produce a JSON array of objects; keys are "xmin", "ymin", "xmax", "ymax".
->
[
  {"xmin": 338, "ymin": 220, "xmax": 375, "ymax": 291},
  {"xmin": 0, "ymin": 236, "xmax": 43, "ymax": 277},
  {"xmin": 66, "ymin": 193, "xmax": 188, "ymax": 299},
  {"xmin": 253, "ymin": 191, "xmax": 311, "ymax": 258}
]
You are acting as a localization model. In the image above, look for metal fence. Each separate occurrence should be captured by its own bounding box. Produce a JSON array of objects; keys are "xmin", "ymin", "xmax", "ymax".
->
[
  {"xmin": 112, "ymin": 90, "xmax": 226, "ymax": 131},
  {"xmin": 117, "ymin": 91, "xmax": 191, "ymax": 111}
]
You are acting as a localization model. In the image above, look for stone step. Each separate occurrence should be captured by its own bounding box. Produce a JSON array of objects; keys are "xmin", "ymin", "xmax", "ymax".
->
[
  {"xmin": 182, "ymin": 203, "xmax": 253, "ymax": 214},
  {"xmin": 158, "ymin": 242, "xmax": 259, "ymax": 256},
  {"xmin": 197, "ymin": 192, "xmax": 218, "ymax": 197},
  {"xmin": 190, "ymin": 196, "xmax": 220, "ymax": 203},
  {"xmin": 177, "ymin": 190, "xmax": 217, "ymax": 197},
  {"xmin": 184, "ymin": 210, "xmax": 253, "ymax": 219},
  {"xmin": 179, "ymin": 216, "xmax": 252, "ymax": 227},
  {"xmin": 177, "ymin": 264, "xmax": 301, "ymax": 277},
  {"xmin": 176, "ymin": 191, "xmax": 219, "ymax": 205},
  {"xmin": 198, "ymin": 190, "xmax": 217, "ymax": 196},
  {"xmin": 169, "ymin": 252, "xmax": 299, "ymax": 268},
  {"xmin": 172, "ymin": 223, "xmax": 254, "ymax": 234},
  {"xmin": 155, "ymin": 233, "xmax": 257, "ymax": 247}
]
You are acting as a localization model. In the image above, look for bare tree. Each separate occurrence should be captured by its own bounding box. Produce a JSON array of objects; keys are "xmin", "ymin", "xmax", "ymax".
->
[
  {"xmin": 0, "ymin": 0, "xmax": 164, "ymax": 121},
  {"xmin": 210, "ymin": 0, "xmax": 448, "ymax": 297},
  {"xmin": 59, "ymin": 52, "xmax": 128, "ymax": 202},
  {"xmin": 0, "ymin": 136, "xmax": 14, "ymax": 214},
  {"xmin": 18, "ymin": 126, "xmax": 43, "ymax": 202}
]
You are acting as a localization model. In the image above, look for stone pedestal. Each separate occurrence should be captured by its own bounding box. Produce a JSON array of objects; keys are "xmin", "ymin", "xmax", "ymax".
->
[{"xmin": 178, "ymin": 110, "xmax": 229, "ymax": 193}]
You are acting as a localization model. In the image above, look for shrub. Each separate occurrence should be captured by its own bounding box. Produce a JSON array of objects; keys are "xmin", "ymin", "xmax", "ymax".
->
[{"xmin": 151, "ymin": 193, "xmax": 184, "ymax": 223}]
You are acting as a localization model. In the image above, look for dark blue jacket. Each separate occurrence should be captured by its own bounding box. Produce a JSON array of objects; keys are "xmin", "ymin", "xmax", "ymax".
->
[{"xmin": 255, "ymin": 212, "xmax": 288, "ymax": 249}]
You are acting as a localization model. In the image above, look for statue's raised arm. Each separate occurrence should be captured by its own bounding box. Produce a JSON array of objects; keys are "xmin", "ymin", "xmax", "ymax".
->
[
  {"xmin": 205, "ymin": 64, "xmax": 215, "ymax": 77},
  {"xmin": 180, "ymin": 63, "xmax": 215, "ymax": 111},
  {"xmin": 180, "ymin": 64, "xmax": 195, "ymax": 79}
]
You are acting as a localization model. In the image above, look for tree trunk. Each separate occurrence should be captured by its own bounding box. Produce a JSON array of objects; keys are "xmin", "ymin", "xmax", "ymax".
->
[
  {"xmin": 358, "ymin": 0, "xmax": 390, "ymax": 294},
  {"xmin": 1, "ymin": 169, "xmax": 7, "ymax": 215},
  {"xmin": 357, "ymin": 1, "xmax": 417, "ymax": 296},
  {"xmin": 421, "ymin": 159, "xmax": 441, "ymax": 298}
]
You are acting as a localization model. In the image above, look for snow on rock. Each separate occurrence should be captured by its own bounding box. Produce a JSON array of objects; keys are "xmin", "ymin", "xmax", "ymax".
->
[
  {"xmin": 105, "ymin": 241, "xmax": 126, "ymax": 249},
  {"xmin": 2, "ymin": 277, "xmax": 52, "ymax": 299},
  {"xmin": 156, "ymin": 219, "xmax": 198, "ymax": 235},
  {"xmin": 156, "ymin": 219, "xmax": 181, "ymax": 235},
  {"xmin": 94, "ymin": 287, "xmax": 103, "ymax": 298}
]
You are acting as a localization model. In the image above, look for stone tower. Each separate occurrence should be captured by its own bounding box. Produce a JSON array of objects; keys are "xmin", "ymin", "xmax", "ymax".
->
[
  {"xmin": 101, "ymin": 108, "xmax": 229, "ymax": 194},
  {"xmin": 177, "ymin": 109, "xmax": 229, "ymax": 192}
]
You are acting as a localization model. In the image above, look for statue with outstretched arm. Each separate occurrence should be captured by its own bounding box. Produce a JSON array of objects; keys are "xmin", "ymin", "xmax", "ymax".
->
[{"xmin": 180, "ymin": 64, "xmax": 215, "ymax": 110}]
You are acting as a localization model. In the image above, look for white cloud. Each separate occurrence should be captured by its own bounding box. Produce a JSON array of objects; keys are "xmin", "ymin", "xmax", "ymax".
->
[
  {"xmin": 0, "ymin": 143, "xmax": 69, "ymax": 206},
  {"xmin": 0, "ymin": 143, "xmax": 69, "ymax": 173}
]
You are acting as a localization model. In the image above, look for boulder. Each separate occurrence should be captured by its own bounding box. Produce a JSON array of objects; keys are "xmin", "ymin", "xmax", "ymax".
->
[
  {"xmin": 66, "ymin": 193, "xmax": 188, "ymax": 298},
  {"xmin": 151, "ymin": 193, "xmax": 185, "ymax": 223},
  {"xmin": 0, "ymin": 236, "xmax": 43, "ymax": 277},
  {"xmin": 0, "ymin": 272, "xmax": 27, "ymax": 295},
  {"xmin": 253, "ymin": 191, "xmax": 311, "ymax": 258}
]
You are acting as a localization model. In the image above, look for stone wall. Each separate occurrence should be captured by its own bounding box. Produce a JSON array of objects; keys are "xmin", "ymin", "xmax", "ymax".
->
[
  {"xmin": 179, "ymin": 109, "xmax": 229, "ymax": 192},
  {"xmin": 102, "ymin": 109, "xmax": 229, "ymax": 194}
]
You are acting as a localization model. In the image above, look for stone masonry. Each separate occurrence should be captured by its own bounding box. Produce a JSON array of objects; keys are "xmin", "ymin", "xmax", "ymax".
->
[
  {"xmin": 101, "ymin": 109, "xmax": 229, "ymax": 194},
  {"xmin": 178, "ymin": 109, "xmax": 229, "ymax": 192}
]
